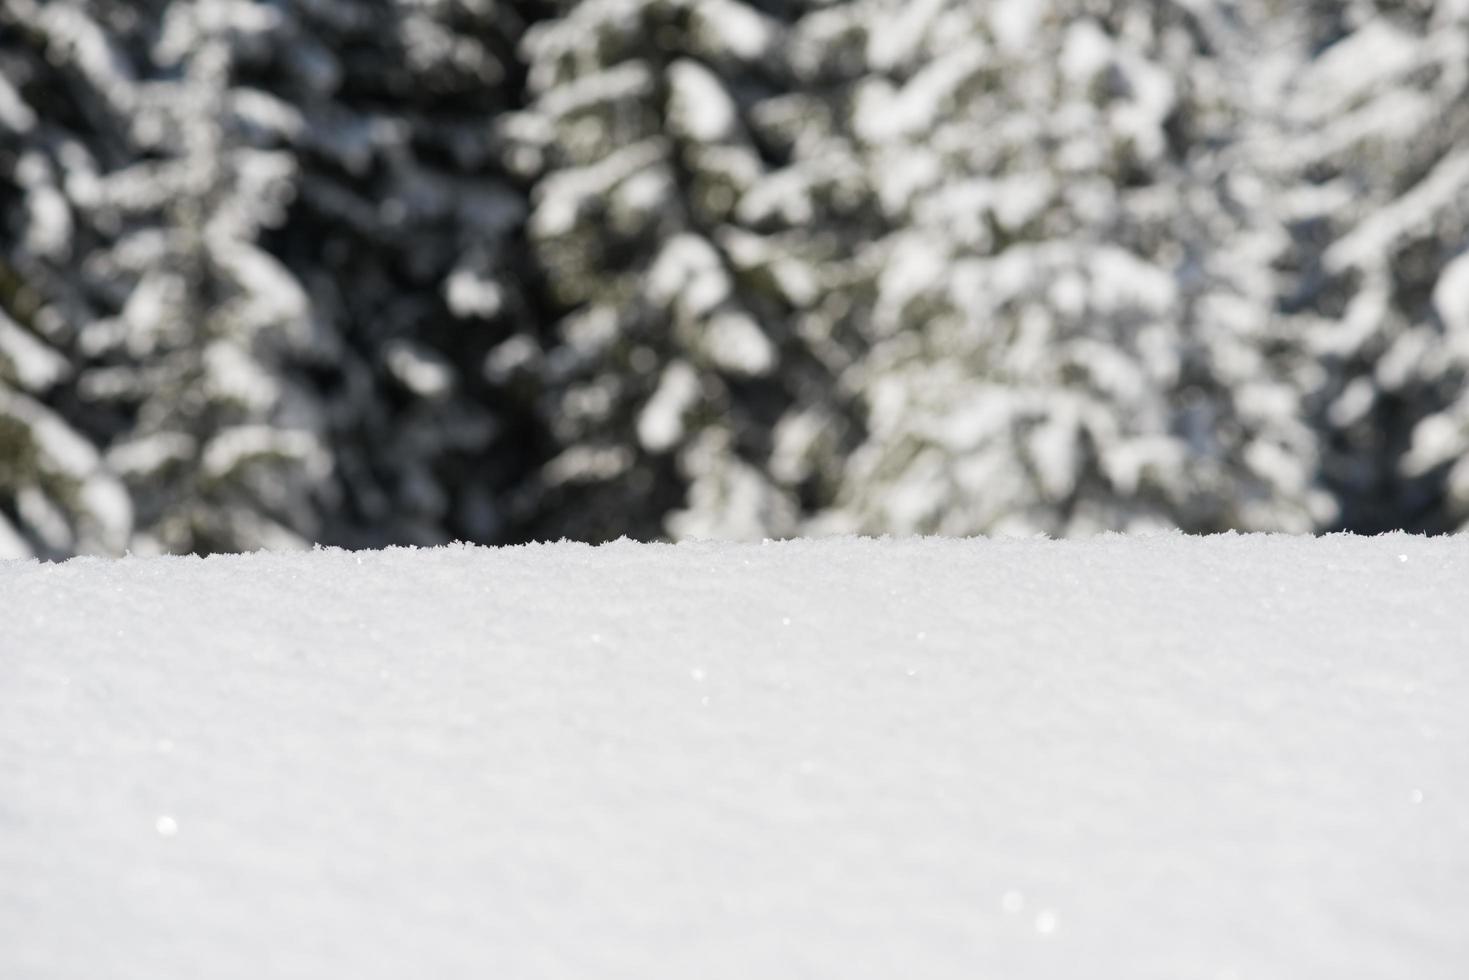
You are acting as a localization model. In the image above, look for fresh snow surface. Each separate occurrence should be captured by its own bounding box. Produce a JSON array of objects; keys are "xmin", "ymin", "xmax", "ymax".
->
[{"xmin": 2, "ymin": 535, "xmax": 1467, "ymax": 979}]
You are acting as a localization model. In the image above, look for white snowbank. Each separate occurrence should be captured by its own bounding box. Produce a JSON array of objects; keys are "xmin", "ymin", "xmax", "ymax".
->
[{"xmin": 2, "ymin": 535, "xmax": 1467, "ymax": 979}]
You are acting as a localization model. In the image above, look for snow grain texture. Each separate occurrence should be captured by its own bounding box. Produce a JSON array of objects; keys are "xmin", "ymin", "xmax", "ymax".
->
[{"xmin": 1, "ymin": 535, "xmax": 1467, "ymax": 979}]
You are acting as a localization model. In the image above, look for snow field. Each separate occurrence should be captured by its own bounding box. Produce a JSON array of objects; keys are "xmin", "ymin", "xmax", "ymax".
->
[{"xmin": 2, "ymin": 534, "xmax": 1467, "ymax": 978}]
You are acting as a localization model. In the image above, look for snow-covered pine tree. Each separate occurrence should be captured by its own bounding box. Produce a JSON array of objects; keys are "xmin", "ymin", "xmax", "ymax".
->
[
  {"xmin": 252, "ymin": 0, "xmax": 538, "ymax": 547},
  {"xmin": 796, "ymin": 0, "xmax": 1332, "ymax": 536},
  {"xmin": 1, "ymin": 0, "xmax": 538, "ymax": 554},
  {"xmin": 1265, "ymin": 0, "xmax": 1469, "ymax": 531},
  {"xmin": 0, "ymin": 0, "xmax": 146, "ymax": 557},
  {"xmin": 507, "ymin": 0, "xmax": 866, "ymax": 541},
  {"xmin": 0, "ymin": 0, "xmax": 334, "ymax": 554},
  {"xmin": 0, "ymin": 180, "xmax": 130, "ymax": 556}
]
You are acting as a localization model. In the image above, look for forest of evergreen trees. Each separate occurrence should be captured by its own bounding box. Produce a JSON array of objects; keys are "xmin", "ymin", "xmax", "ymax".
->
[{"xmin": 3, "ymin": 0, "xmax": 1469, "ymax": 557}]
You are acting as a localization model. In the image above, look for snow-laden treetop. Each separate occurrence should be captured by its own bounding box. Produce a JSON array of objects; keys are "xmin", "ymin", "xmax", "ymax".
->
[{"xmin": 3, "ymin": 535, "xmax": 1466, "ymax": 978}]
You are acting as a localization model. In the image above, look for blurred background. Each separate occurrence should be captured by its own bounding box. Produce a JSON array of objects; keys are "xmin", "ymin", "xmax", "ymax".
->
[{"xmin": 2, "ymin": 0, "xmax": 1468, "ymax": 558}]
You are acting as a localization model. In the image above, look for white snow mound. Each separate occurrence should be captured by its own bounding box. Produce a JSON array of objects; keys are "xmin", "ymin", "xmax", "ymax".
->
[{"xmin": 2, "ymin": 535, "xmax": 1467, "ymax": 979}]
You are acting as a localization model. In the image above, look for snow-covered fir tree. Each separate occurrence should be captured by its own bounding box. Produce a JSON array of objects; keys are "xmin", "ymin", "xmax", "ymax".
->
[
  {"xmin": 794, "ymin": 0, "xmax": 1332, "ymax": 536},
  {"xmin": 1, "ymin": 0, "xmax": 536, "ymax": 554},
  {"xmin": 1, "ymin": 0, "xmax": 162, "ymax": 557},
  {"xmin": 507, "ymin": 0, "xmax": 866, "ymax": 541},
  {"xmin": 250, "ymin": 0, "xmax": 538, "ymax": 548},
  {"xmin": 1263, "ymin": 0, "xmax": 1469, "ymax": 531}
]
